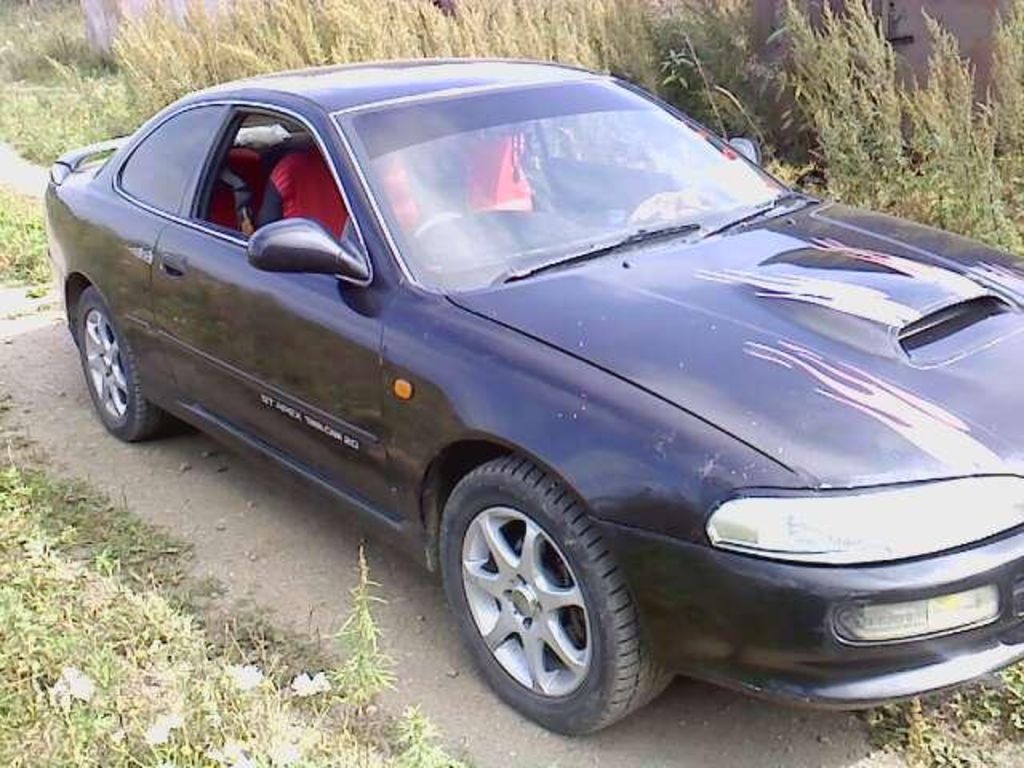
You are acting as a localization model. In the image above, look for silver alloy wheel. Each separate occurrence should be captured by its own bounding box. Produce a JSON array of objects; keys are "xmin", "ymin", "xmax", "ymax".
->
[
  {"xmin": 83, "ymin": 308, "xmax": 129, "ymax": 420},
  {"xmin": 462, "ymin": 506, "xmax": 592, "ymax": 697}
]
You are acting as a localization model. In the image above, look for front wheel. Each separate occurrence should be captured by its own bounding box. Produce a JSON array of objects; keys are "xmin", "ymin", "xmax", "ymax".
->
[
  {"xmin": 440, "ymin": 456, "xmax": 670, "ymax": 734},
  {"xmin": 75, "ymin": 287, "xmax": 166, "ymax": 442}
]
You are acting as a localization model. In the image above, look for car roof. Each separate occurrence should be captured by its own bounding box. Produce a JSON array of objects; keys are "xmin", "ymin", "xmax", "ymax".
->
[{"xmin": 198, "ymin": 58, "xmax": 601, "ymax": 113}]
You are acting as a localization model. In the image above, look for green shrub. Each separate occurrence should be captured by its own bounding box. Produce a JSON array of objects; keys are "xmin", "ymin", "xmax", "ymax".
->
[
  {"xmin": 657, "ymin": 0, "xmax": 788, "ymax": 152},
  {"xmin": 783, "ymin": 0, "xmax": 1024, "ymax": 253},
  {"xmin": 115, "ymin": 0, "xmax": 659, "ymax": 115},
  {"xmin": 0, "ymin": 186, "xmax": 50, "ymax": 286},
  {"xmin": 992, "ymin": 0, "xmax": 1024, "ymax": 157},
  {"xmin": 0, "ymin": 1, "xmax": 135, "ymax": 163},
  {"xmin": 783, "ymin": 0, "xmax": 907, "ymax": 211},
  {"xmin": 905, "ymin": 16, "xmax": 1020, "ymax": 251},
  {"xmin": 991, "ymin": 0, "xmax": 1024, "ymax": 234}
]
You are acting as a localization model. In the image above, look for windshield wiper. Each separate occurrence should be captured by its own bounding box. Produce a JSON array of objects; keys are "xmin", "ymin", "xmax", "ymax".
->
[
  {"xmin": 704, "ymin": 192, "xmax": 815, "ymax": 238},
  {"xmin": 501, "ymin": 222, "xmax": 701, "ymax": 284}
]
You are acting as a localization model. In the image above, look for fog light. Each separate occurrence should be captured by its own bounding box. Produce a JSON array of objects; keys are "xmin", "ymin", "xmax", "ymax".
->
[{"xmin": 835, "ymin": 585, "xmax": 1000, "ymax": 643}]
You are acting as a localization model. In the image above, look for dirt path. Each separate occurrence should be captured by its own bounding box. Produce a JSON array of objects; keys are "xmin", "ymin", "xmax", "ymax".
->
[
  {"xmin": 0, "ymin": 142, "xmax": 48, "ymax": 197},
  {"xmin": 0, "ymin": 147, "xmax": 899, "ymax": 768}
]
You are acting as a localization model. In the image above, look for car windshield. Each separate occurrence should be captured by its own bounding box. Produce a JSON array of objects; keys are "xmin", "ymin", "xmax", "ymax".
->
[{"xmin": 340, "ymin": 81, "xmax": 784, "ymax": 292}]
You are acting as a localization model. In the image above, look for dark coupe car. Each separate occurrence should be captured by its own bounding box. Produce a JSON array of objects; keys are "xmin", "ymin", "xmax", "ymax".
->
[{"xmin": 46, "ymin": 59, "xmax": 1024, "ymax": 734}]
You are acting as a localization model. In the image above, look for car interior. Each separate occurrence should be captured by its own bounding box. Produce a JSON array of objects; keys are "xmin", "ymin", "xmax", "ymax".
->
[
  {"xmin": 200, "ymin": 112, "xmax": 348, "ymax": 239},
  {"xmin": 200, "ymin": 110, "xmax": 535, "ymax": 249}
]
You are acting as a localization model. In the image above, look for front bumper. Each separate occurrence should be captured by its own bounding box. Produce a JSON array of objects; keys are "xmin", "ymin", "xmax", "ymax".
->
[{"xmin": 599, "ymin": 520, "xmax": 1024, "ymax": 707}]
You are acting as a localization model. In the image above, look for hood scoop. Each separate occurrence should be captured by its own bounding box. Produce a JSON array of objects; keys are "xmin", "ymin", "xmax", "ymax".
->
[
  {"xmin": 694, "ymin": 235, "xmax": 1024, "ymax": 365},
  {"xmin": 898, "ymin": 295, "xmax": 1018, "ymax": 365}
]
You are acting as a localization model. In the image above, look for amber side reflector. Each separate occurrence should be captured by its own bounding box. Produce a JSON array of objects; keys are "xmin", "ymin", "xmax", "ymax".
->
[{"xmin": 393, "ymin": 378, "xmax": 414, "ymax": 400}]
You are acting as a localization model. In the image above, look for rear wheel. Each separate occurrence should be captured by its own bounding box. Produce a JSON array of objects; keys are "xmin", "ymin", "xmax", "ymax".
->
[
  {"xmin": 75, "ymin": 287, "xmax": 165, "ymax": 442},
  {"xmin": 440, "ymin": 456, "xmax": 670, "ymax": 734}
]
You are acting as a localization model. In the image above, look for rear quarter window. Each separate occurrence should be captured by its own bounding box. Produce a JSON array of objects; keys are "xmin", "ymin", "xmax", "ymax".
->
[{"xmin": 119, "ymin": 105, "xmax": 228, "ymax": 214}]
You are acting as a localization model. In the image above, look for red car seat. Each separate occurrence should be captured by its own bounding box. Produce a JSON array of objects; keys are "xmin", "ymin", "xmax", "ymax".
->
[
  {"xmin": 380, "ymin": 154, "xmax": 421, "ymax": 232},
  {"xmin": 258, "ymin": 147, "xmax": 348, "ymax": 238},
  {"xmin": 208, "ymin": 147, "xmax": 265, "ymax": 233},
  {"xmin": 467, "ymin": 134, "xmax": 533, "ymax": 213}
]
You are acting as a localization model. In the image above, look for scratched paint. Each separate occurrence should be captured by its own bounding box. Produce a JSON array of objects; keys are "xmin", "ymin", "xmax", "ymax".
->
[
  {"xmin": 810, "ymin": 237, "xmax": 987, "ymax": 300},
  {"xmin": 695, "ymin": 268, "xmax": 922, "ymax": 326},
  {"xmin": 697, "ymin": 237, "xmax": 993, "ymax": 328},
  {"xmin": 745, "ymin": 340, "xmax": 1001, "ymax": 470}
]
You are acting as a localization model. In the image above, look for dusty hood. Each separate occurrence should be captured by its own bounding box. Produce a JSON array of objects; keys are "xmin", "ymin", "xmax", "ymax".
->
[{"xmin": 451, "ymin": 203, "xmax": 1024, "ymax": 487}]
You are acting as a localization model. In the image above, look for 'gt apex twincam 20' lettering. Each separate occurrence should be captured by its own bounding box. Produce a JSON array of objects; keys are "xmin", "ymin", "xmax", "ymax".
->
[{"xmin": 259, "ymin": 393, "xmax": 359, "ymax": 451}]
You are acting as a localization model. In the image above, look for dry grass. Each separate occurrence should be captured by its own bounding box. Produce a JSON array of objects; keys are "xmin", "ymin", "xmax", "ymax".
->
[
  {"xmin": 115, "ymin": 0, "xmax": 658, "ymax": 115},
  {"xmin": 0, "ymin": 185, "xmax": 50, "ymax": 286},
  {"xmin": 0, "ymin": 459, "xmax": 461, "ymax": 768}
]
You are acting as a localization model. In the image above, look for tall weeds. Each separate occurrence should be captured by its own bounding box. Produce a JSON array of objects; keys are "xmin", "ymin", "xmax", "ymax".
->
[
  {"xmin": 907, "ymin": 16, "xmax": 1019, "ymax": 250},
  {"xmin": 991, "ymin": 0, "xmax": 1024, "ymax": 233},
  {"xmin": 657, "ymin": 0, "xmax": 787, "ymax": 151},
  {"xmin": 784, "ymin": 0, "xmax": 1023, "ymax": 252},
  {"xmin": 784, "ymin": 0, "xmax": 906, "ymax": 210},
  {"xmin": 115, "ymin": 0, "xmax": 658, "ymax": 115}
]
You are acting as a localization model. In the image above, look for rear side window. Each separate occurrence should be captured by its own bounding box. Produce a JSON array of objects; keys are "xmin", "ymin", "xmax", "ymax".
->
[{"xmin": 119, "ymin": 105, "xmax": 227, "ymax": 214}]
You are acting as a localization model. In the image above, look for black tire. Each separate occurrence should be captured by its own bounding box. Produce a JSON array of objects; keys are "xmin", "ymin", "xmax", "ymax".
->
[
  {"xmin": 440, "ymin": 455, "xmax": 670, "ymax": 734},
  {"xmin": 74, "ymin": 286, "xmax": 166, "ymax": 442}
]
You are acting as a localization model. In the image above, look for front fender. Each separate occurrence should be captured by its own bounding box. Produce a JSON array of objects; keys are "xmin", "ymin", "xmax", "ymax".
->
[{"xmin": 381, "ymin": 290, "xmax": 802, "ymax": 544}]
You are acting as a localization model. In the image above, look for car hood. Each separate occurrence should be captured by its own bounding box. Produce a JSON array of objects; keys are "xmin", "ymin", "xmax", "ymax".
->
[{"xmin": 450, "ymin": 203, "xmax": 1024, "ymax": 488}]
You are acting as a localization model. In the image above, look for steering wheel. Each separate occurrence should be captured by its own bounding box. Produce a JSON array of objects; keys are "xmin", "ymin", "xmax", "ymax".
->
[{"xmin": 413, "ymin": 211, "xmax": 465, "ymax": 239}]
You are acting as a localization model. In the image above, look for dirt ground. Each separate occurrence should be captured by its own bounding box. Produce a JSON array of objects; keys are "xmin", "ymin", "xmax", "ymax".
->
[{"xmin": 0, "ymin": 146, "xmax": 901, "ymax": 767}]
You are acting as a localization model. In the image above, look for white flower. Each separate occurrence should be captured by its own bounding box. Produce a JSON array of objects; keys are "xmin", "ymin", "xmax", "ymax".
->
[
  {"xmin": 49, "ymin": 666, "xmax": 95, "ymax": 710},
  {"xmin": 144, "ymin": 712, "xmax": 185, "ymax": 746},
  {"xmin": 226, "ymin": 663, "xmax": 264, "ymax": 692},
  {"xmin": 289, "ymin": 671, "xmax": 331, "ymax": 698},
  {"xmin": 268, "ymin": 740, "xmax": 302, "ymax": 766},
  {"xmin": 209, "ymin": 740, "xmax": 256, "ymax": 768},
  {"xmin": 22, "ymin": 537, "xmax": 47, "ymax": 558}
]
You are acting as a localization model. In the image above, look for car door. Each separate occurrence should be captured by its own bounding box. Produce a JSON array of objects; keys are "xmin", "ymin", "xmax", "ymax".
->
[
  {"xmin": 150, "ymin": 106, "xmax": 393, "ymax": 515},
  {"xmin": 106, "ymin": 104, "xmax": 231, "ymax": 391}
]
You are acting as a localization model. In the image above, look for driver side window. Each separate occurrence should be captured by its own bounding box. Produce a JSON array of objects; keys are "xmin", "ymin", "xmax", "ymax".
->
[{"xmin": 196, "ymin": 110, "xmax": 349, "ymax": 241}]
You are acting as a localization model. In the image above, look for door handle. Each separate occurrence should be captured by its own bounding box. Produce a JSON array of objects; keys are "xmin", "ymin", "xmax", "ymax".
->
[{"xmin": 160, "ymin": 253, "xmax": 188, "ymax": 278}]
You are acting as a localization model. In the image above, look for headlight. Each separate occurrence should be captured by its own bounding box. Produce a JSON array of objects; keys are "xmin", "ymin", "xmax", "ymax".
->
[{"xmin": 706, "ymin": 477, "xmax": 1024, "ymax": 564}]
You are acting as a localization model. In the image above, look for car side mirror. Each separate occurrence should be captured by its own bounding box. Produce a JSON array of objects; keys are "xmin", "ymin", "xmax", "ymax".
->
[
  {"xmin": 729, "ymin": 137, "xmax": 762, "ymax": 166},
  {"xmin": 247, "ymin": 218, "xmax": 371, "ymax": 285}
]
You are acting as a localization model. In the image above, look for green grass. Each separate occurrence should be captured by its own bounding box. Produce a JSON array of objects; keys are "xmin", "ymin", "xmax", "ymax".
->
[
  {"xmin": 869, "ymin": 676, "xmax": 1024, "ymax": 767},
  {"xmin": 0, "ymin": 0, "xmax": 110, "ymax": 83},
  {"xmin": 0, "ymin": 186, "xmax": 50, "ymax": 285},
  {"xmin": 0, "ymin": 1, "xmax": 134, "ymax": 164},
  {"xmin": 0, "ymin": 444, "xmax": 462, "ymax": 768},
  {"xmin": 0, "ymin": 70, "xmax": 138, "ymax": 165}
]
